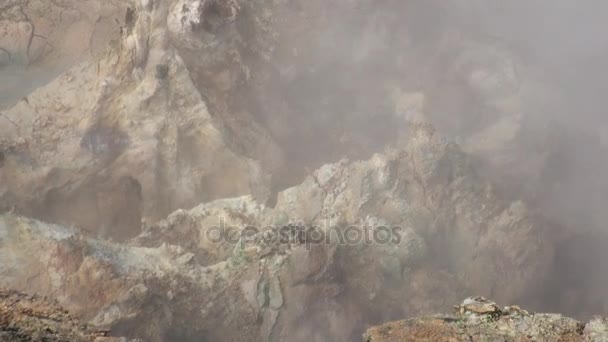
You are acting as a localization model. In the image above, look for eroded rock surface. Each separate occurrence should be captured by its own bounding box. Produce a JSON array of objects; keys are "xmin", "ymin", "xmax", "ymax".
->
[
  {"xmin": 0, "ymin": 287, "xmax": 134, "ymax": 342},
  {"xmin": 364, "ymin": 297, "xmax": 608, "ymax": 342},
  {"xmin": 0, "ymin": 0, "xmax": 125, "ymax": 65},
  {"xmin": 1, "ymin": 0, "xmax": 262, "ymax": 239},
  {"xmin": 0, "ymin": 118, "xmax": 555, "ymax": 341},
  {"xmin": 0, "ymin": 0, "xmax": 127, "ymax": 107},
  {"xmin": 2, "ymin": 0, "xmax": 608, "ymax": 341}
]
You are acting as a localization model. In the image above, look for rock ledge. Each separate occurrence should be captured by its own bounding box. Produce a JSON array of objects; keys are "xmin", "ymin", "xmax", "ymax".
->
[{"xmin": 364, "ymin": 297, "xmax": 608, "ymax": 342}]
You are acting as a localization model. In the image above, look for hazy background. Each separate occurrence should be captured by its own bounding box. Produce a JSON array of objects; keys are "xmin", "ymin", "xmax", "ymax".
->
[{"xmin": 245, "ymin": 0, "xmax": 608, "ymax": 319}]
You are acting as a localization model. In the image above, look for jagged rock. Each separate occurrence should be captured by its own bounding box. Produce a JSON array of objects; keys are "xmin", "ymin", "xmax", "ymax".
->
[
  {"xmin": 0, "ymin": 1, "xmax": 595, "ymax": 341},
  {"xmin": 455, "ymin": 297, "xmax": 501, "ymax": 316},
  {"xmin": 585, "ymin": 318, "xmax": 608, "ymax": 341},
  {"xmin": 364, "ymin": 297, "xmax": 605, "ymax": 342},
  {"xmin": 2, "ymin": 0, "xmax": 516, "ymax": 242},
  {"xmin": 0, "ymin": 115, "xmax": 556, "ymax": 340},
  {"xmin": 0, "ymin": 0, "xmax": 263, "ymax": 238}
]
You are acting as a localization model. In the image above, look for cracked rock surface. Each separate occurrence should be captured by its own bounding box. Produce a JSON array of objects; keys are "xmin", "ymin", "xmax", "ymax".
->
[
  {"xmin": 0, "ymin": 0, "xmax": 126, "ymax": 106},
  {"xmin": 1, "ymin": 0, "xmax": 262, "ymax": 239}
]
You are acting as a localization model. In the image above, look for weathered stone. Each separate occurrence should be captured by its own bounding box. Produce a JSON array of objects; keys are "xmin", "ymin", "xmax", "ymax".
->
[
  {"xmin": 0, "ymin": 113, "xmax": 556, "ymax": 340},
  {"xmin": 365, "ymin": 298, "xmax": 602, "ymax": 342},
  {"xmin": 0, "ymin": 287, "xmax": 136, "ymax": 342}
]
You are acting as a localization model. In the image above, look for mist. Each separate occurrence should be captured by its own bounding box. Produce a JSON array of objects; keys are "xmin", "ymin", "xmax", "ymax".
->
[
  {"xmin": 2, "ymin": 0, "xmax": 608, "ymax": 340},
  {"xmin": 250, "ymin": 3, "xmax": 608, "ymax": 319}
]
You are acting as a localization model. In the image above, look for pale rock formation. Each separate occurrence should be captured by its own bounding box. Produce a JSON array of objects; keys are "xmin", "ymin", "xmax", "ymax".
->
[
  {"xmin": 0, "ymin": 0, "xmax": 126, "ymax": 66},
  {"xmin": 0, "ymin": 1, "xmax": 597, "ymax": 341},
  {"xmin": 0, "ymin": 0, "xmax": 261, "ymax": 239},
  {"xmin": 0, "ymin": 0, "xmax": 127, "ymax": 107},
  {"xmin": 0, "ymin": 117, "xmax": 555, "ymax": 341}
]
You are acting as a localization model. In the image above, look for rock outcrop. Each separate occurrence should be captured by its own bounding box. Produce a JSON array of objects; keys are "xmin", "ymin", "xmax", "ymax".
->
[
  {"xmin": 3, "ymin": 0, "xmax": 608, "ymax": 341},
  {"xmin": 1, "ymin": 0, "xmax": 264, "ymax": 239},
  {"xmin": 0, "ymin": 0, "xmax": 447, "ymax": 237},
  {"xmin": 0, "ymin": 117, "xmax": 555, "ymax": 341},
  {"xmin": 364, "ymin": 297, "xmax": 608, "ymax": 342},
  {"xmin": 0, "ymin": 287, "xmax": 133, "ymax": 342}
]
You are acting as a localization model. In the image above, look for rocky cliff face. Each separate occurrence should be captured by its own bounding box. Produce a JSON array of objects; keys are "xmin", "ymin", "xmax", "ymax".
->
[
  {"xmin": 0, "ymin": 0, "xmax": 540, "ymax": 239},
  {"xmin": 2, "ymin": 0, "xmax": 608, "ymax": 341},
  {"xmin": 1, "ymin": 0, "xmax": 266, "ymax": 239},
  {"xmin": 0, "ymin": 117, "xmax": 555, "ymax": 341}
]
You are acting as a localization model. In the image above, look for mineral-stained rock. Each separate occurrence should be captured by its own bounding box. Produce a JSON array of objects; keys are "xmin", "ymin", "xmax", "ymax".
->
[
  {"xmin": 364, "ymin": 297, "xmax": 608, "ymax": 342},
  {"xmin": 0, "ymin": 0, "xmax": 262, "ymax": 239},
  {"xmin": 2, "ymin": 0, "xmax": 607, "ymax": 341},
  {"xmin": 0, "ymin": 287, "xmax": 135, "ymax": 342},
  {"xmin": 2, "ymin": 0, "xmax": 447, "ymax": 237},
  {"xmin": 0, "ymin": 114, "xmax": 556, "ymax": 341}
]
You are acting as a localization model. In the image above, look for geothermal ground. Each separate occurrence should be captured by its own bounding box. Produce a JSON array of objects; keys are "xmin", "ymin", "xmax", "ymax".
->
[{"xmin": 2, "ymin": 0, "xmax": 608, "ymax": 341}]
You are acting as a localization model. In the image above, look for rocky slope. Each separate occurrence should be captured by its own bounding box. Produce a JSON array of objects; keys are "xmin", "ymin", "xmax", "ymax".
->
[
  {"xmin": 2, "ymin": 0, "xmax": 608, "ymax": 341},
  {"xmin": 364, "ymin": 297, "xmax": 608, "ymax": 342},
  {"xmin": 0, "ymin": 287, "xmax": 133, "ymax": 341},
  {"xmin": 1, "ymin": 0, "xmax": 266, "ymax": 239},
  {"xmin": 0, "ymin": 116, "xmax": 556, "ymax": 341},
  {"xmin": 3, "ymin": 0, "xmax": 603, "ymax": 242},
  {"xmin": 2, "ymin": 0, "xmax": 537, "ymax": 239}
]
